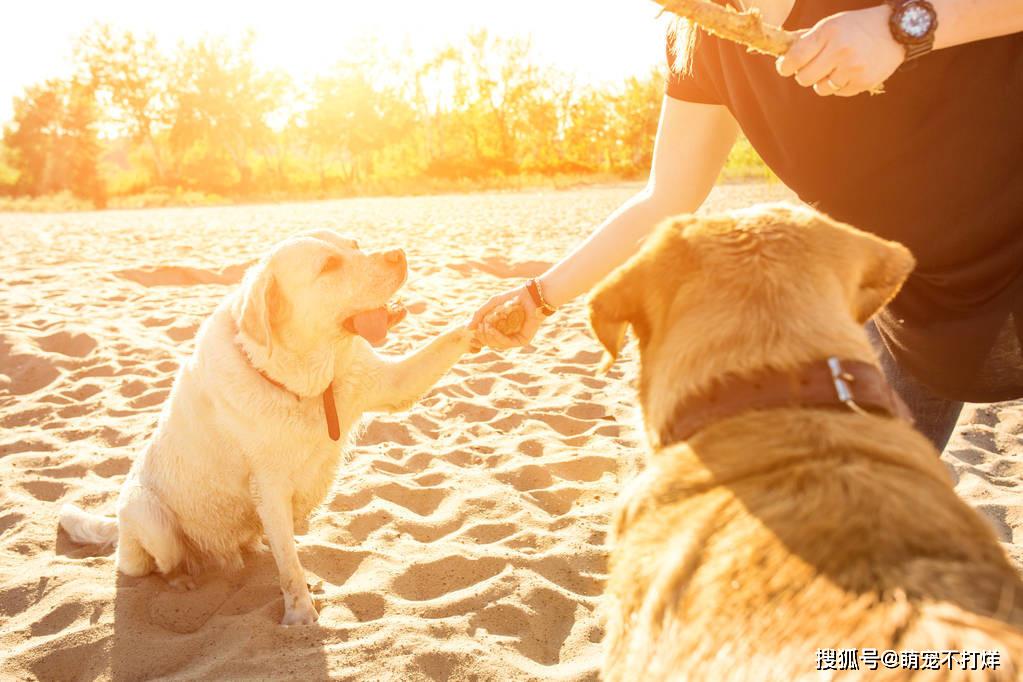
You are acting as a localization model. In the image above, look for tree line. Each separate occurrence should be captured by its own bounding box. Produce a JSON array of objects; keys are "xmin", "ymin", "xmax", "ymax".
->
[{"xmin": 0, "ymin": 26, "xmax": 667, "ymax": 207}]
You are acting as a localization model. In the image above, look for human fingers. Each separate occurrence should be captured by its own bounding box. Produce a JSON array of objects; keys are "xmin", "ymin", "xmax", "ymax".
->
[
  {"xmin": 812, "ymin": 70, "xmax": 848, "ymax": 96},
  {"xmin": 790, "ymin": 43, "xmax": 844, "ymax": 88},
  {"xmin": 477, "ymin": 318, "xmax": 518, "ymax": 350},
  {"xmin": 775, "ymin": 28, "xmax": 824, "ymax": 78},
  {"xmin": 470, "ymin": 288, "xmax": 518, "ymax": 328}
]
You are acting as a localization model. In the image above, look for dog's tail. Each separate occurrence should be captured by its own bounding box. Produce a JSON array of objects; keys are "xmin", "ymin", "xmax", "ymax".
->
[{"xmin": 59, "ymin": 504, "xmax": 118, "ymax": 546}]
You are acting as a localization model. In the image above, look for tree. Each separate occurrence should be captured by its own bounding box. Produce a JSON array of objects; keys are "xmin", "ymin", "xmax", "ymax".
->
[
  {"xmin": 170, "ymin": 35, "xmax": 285, "ymax": 192},
  {"xmin": 613, "ymin": 70, "xmax": 663, "ymax": 174},
  {"xmin": 3, "ymin": 77, "xmax": 104, "ymax": 203},
  {"xmin": 76, "ymin": 25, "xmax": 173, "ymax": 185},
  {"xmin": 304, "ymin": 57, "xmax": 413, "ymax": 188}
]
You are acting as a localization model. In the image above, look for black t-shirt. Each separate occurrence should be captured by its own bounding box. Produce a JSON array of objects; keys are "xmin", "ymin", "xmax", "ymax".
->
[{"xmin": 667, "ymin": 0, "xmax": 1023, "ymax": 402}]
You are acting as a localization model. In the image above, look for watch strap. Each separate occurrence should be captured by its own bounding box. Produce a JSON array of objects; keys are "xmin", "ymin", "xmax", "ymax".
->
[
  {"xmin": 525, "ymin": 279, "xmax": 556, "ymax": 316},
  {"xmin": 903, "ymin": 40, "xmax": 933, "ymax": 62}
]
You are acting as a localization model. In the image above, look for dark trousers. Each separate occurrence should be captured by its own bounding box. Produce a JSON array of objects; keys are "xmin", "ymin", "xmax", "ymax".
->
[{"xmin": 865, "ymin": 321, "xmax": 964, "ymax": 452}]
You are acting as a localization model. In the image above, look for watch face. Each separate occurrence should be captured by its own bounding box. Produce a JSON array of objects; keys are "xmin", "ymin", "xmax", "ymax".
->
[{"xmin": 899, "ymin": 3, "xmax": 934, "ymax": 40}]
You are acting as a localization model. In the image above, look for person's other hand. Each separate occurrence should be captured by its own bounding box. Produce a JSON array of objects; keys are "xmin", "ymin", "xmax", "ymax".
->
[
  {"xmin": 470, "ymin": 287, "xmax": 543, "ymax": 350},
  {"xmin": 775, "ymin": 6, "xmax": 905, "ymax": 97}
]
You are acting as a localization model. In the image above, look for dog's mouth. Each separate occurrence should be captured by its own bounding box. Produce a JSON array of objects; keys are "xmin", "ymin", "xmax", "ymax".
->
[{"xmin": 342, "ymin": 301, "xmax": 407, "ymax": 347}]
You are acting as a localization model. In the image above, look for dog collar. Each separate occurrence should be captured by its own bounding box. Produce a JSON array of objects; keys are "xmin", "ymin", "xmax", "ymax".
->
[
  {"xmin": 233, "ymin": 334, "xmax": 341, "ymax": 442},
  {"xmin": 658, "ymin": 357, "xmax": 913, "ymax": 446}
]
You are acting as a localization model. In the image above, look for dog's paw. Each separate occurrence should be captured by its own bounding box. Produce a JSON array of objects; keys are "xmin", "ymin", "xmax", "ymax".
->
[
  {"xmin": 281, "ymin": 598, "xmax": 319, "ymax": 626},
  {"xmin": 446, "ymin": 325, "xmax": 480, "ymax": 354}
]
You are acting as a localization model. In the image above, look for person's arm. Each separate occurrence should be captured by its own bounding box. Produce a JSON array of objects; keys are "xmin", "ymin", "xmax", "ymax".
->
[
  {"xmin": 931, "ymin": 0, "xmax": 1023, "ymax": 48},
  {"xmin": 538, "ymin": 97, "xmax": 739, "ymax": 308},
  {"xmin": 471, "ymin": 96, "xmax": 738, "ymax": 349},
  {"xmin": 777, "ymin": 0, "xmax": 1023, "ymax": 97}
]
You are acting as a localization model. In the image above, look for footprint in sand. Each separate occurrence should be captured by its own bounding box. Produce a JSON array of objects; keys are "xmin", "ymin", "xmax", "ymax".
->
[
  {"xmin": 341, "ymin": 592, "xmax": 386, "ymax": 622},
  {"xmin": 129, "ymin": 390, "xmax": 169, "ymax": 410},
  {"xmin": 0, "ymin": 512, "xmax": 25, "ymax": 536},
  {"xmin": 344, "ymin": 509, "xmax": 394, "ymax": 542},
  {"xmin": 20, "ymin": 479, "xmax": 68, "ymax": 502},
  {"xmin": 34, "ymin": 331, "xmax": 98, "ymax": 358},
  {"xmin": 497, "ymin": 464, "xmax": 554, "ymax": 492},
  {"xmin": 165, "ymin": 324, "xmax": 198, "ymax": 342},
  {"xmin": 374, "ymin": 482, "xmax": 449, "ymax": 517},
  {"xmin": 447, "ymin": 256, "xmax": 552, "ymax": 280},
  {"xmin": 359, "ymin": 420, "xmax": 417, "ymax": 447},
  {"xmin": 115, "ymin": 261, "xmax": 254, "ymax": 287},
  {"xmin": 468, "ymin": 586, "xmax": 579, "ymax": 665},
  {"xmin": 529, "ymin": 552, "xmax": 606, "ymax": 597},
  {"xmin": 548, "ymin": 456, "xmax": 617, "ymax": 483},
  {"xmin": 370, "ymin": 459, "xmax": 409, "ymax": 476},
  {"xmin": 301, "ymin": 546, "xmax": 371, "ymax": 587},
  {"xmin": 148, "ymin": 577, "xmax": 238, "ymax": 634},
  {"xmin": 414, "ymin": 472, "xmax": 446, "ymax": 487},
  {"xmin": 461, "ymin": 522, "xmax": 519, "ymax": 545},
  {"xmin": 0, "ymin": 344, "xmax": 60, "ymax": 395},
  {"xmin": 394, "ymin": 516, "xmax": 464, "ymax": 543},
  {"xmin": 960, "ymin": 424, "xmax": 999, "ymax": 453},
  {"xmin": 0, "ymin": 439, "xmax": 57, "ymax": 456},
  {"xmin": 445, "ymin": 401, "xmax": 499, "ymax": 423},
  {"xmin": 526, "ymin": 486, "xmax": 584, "ymax": 517},
  {"xmin": 29, "ymin": 602, "xmax": 88, "ymax": 637},
  {"xmin": 392, "ymin": 555, "xmax": 506, "ymax": 601}
]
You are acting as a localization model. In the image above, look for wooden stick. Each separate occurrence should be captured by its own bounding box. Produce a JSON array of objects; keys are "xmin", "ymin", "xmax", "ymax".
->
[{"xmin": 654, "ymin": 0, "xmax": 796, "ymax": 56}]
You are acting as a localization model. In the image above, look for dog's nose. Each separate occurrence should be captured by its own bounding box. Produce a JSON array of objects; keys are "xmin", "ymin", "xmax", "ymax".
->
[{"xmin": 384, "ymin": 249, "xmax": 405, "ymax": 265}]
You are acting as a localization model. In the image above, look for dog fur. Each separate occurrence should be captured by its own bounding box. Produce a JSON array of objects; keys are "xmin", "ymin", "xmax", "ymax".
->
[
  {"xmin": 590, "ymin": 203, "xmax": 1023, "ymax": 680},
  {"xmin": 61, "ymin": 230, "xmax": 475, "ymax": 625}
]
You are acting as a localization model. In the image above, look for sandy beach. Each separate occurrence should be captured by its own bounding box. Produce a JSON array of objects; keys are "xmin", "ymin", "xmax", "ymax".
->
[{"xmin": 1, "ymin": 182, "xmax": 1020, "ymax": 681}]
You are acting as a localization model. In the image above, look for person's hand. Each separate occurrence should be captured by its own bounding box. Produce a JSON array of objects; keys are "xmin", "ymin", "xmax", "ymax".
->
[
  {"xmin": 775, "ymin": 6, "xmax": 905, "ymax": 97},
  {"xmin": 470, "ymin": 286, "xmax": 543, "ymax": 350}
]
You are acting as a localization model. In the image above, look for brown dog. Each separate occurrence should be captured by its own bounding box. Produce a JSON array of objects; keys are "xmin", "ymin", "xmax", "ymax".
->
[{"xmin": 590, "ymin": 203, "xmax": 1023, "ymax": 680}]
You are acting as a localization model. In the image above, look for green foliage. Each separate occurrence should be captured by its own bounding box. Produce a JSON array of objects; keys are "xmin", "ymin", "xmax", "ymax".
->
[
  {"xmin": 720, "ymin": 134, "xmax": 777, "ymax": 182},
  {"xmin": 2, "ymin": 78, "xmax": 105, "ymax": 205},
  {"xmin": 0, "ymin": 145, "xmax": 17, "ymax": 195},
  {"xmin": 2, "ymin": 25, "xmax": 772, "ymax": 210}
]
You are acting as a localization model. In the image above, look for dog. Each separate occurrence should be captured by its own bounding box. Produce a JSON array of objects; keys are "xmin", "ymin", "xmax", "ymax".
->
[
  {"xmin": 589, "ymin": 204, "xmax": 1023, "ymax": 680},
  {"xmin": 61, "ymin": 230, "xmax": 477, "ymax": 625}
]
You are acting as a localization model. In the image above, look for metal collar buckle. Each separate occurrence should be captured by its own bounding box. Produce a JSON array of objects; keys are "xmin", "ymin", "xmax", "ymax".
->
[{"xmin": 827, "ymin": 357, "xmax": 871, "ymax": 417}]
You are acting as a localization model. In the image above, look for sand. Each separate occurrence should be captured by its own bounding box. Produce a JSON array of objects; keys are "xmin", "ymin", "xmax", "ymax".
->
[{"xmin": 0, "ymin": 182, "xmax": 1020, "ymax": 681}]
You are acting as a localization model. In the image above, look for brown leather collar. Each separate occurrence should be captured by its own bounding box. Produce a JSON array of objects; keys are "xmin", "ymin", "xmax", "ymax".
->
[
  {"xmin": 659, "ymin": 357, "xmax": 913, "ymax": 447},
  {"xmin": 234, "ymin": 336, "xmax": 340, "ymax": 442}
]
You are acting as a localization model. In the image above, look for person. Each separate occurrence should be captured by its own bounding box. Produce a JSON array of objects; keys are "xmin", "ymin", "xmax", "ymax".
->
[{"xmin": 470, "ymin": 0, "xmax": 1023, "ymax": 453}]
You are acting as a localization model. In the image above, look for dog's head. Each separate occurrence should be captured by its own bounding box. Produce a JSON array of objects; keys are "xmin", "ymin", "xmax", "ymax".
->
[
  {"xmin": 233, "ymin": 230, "xmax": 407, "ymax": 367},
  {"xmin": 588, "ymin": 203, "xmax": 915, "ymax": 435}
]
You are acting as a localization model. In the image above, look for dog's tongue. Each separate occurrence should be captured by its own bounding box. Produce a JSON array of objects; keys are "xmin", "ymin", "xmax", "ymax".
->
[{"xmin": 348, "ymin": 308, "xmax": 390, "ymax": 346}]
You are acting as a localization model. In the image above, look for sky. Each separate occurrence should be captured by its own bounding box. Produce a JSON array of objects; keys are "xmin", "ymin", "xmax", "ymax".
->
[{"xmin": 0, "ymin": 0, "xmax": 672, "ymax": 125}]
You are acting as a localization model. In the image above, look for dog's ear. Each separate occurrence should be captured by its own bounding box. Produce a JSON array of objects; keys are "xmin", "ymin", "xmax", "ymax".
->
[
  {"xmin": 588, "ymin": 216, "xmax": 694, "ymax": 370},
  {"xmin": 589, "ymin": 268, "xmax": 642, "ymax": 372},
  {"xmin": 237, "ymin": 265, "xmax": 283, "ymax": 355},
  {"xmin": 846, "ymin": 230, "xmax": 916, "ymax": 323}
]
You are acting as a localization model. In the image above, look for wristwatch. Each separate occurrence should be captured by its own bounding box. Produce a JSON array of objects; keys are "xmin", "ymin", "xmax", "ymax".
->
[{"xmin": 885, "ymin": 0, "xmax": 939, "ymax": 63}]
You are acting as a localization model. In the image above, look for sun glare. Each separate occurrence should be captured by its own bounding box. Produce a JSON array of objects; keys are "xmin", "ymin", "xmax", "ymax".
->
[
  {"xmin": 0, "ymin": 0, "xmax": 679, "ymax": 207},
  {"xmin": 1, "ymin": 0, "xmax": 669, "ymax": 124}
]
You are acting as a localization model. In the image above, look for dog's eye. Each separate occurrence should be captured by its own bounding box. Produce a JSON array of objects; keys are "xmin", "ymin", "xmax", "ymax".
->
[{"xmin": 320, "ymin": 256, "xmax": 343, "ymax": 275}]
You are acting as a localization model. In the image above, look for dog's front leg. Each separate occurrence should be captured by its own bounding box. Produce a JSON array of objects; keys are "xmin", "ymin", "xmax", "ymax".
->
[
  {"xmin": 366, "ymin": 326, "xmax": 475, "ymax": 413},
  {"xmin": 253, "ymin": 478, "xmax": 318, "ymax": 626}
]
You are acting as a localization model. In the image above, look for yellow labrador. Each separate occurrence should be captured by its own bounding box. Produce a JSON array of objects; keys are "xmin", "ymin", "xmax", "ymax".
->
[
  {"xmin": 590, "ymin": 204, "xmax": 1023, "ymax": 680},
  {"xmin": 61, "ymin": 231, "xmax": 475, "ymax": 625}
]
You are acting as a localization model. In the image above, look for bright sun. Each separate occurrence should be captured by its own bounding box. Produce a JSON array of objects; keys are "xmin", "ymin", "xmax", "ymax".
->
[{"xmin": 0, "ymin": 0, "xmax": 671, "ymax": 124}]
